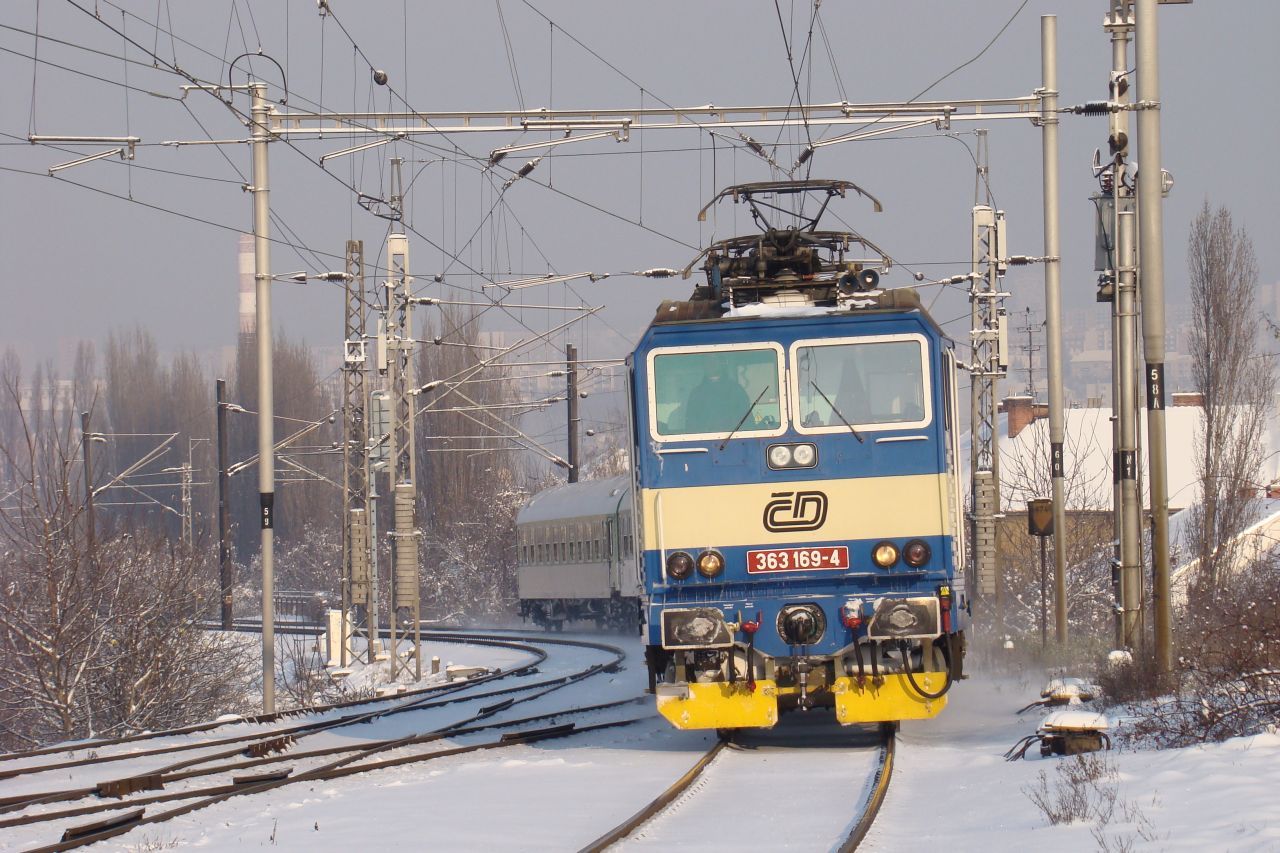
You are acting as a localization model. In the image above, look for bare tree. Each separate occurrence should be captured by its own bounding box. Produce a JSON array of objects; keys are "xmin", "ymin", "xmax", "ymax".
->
[
  {"xmin": 579, "ymin": 404, "xmax": 632, "ymax": 480},
  {"xmin": 997, "ymin": 416, "xmax": 1115, "ymax": 643},
  {"xmin": 1184, "ymin": 202, "xmax": 1274, "ymax": 599},
  {"xmin": 0, "ymin": 359, "xmax": 116, "ymax": 745},
  {"xmin": 87, "ymin": 534, "xmax": 252, "ymax": 733},
  {"xmin": 414, "ymin": 308, "xmax": 532, "ymax": 618},
  {"xmin": 0, "ymin": 358, "xmax": 251, "ymax": 748}
]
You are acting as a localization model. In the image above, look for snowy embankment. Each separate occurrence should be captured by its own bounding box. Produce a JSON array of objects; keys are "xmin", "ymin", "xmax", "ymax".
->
[
  {"xmin": 869, "ymin": 666, "xmax": 1280, "ymax": 852},
  {"xmin": 5, "ymin": 636, "xmax": 1279, "ymax": 851}
]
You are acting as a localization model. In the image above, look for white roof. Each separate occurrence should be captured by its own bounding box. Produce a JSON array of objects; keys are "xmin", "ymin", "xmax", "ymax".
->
[
  {"xmin": 517, "ymin": 475, "xmax": 631, "ymax": 525},
  {"xmin": 964, "ymin": 405, "xmax": 1280, "ymax": 512}
]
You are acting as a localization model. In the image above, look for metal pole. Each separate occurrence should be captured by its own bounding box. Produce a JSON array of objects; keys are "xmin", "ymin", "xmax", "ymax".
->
[
  {"xmin": 1117, "ymin": 202, "xmax": 1144, "ymax": 647},
  {"xmin": 368, "ymin": 476, "xmax": 380, "ymax": 663},
  {"xmin": 1040, "ymin": 533, "xmax": 1048, "ymax": 651},
  {"xmin": 341, "ymin": 239, "xmax": 369, "ymax": 670},
  {"xmin": 216, "ymin": 379, "xmax": 233, "ymax": 630},
  {"xmin": 1136, "ymin": 0, "xmax": 1173, "ymax": 675},
  {"xmin": 968, "ymin": 129, "xmax": 1001, "ymax": 615},
  {"xmin": 180, "ymin": 441, "xmax": 193, "ymax": 547},
  {"xmin": 567, "ymin": 343, "xmax": 580, "ymax": 484},
  {"xmin": 1041, "ymin": 15, "xmax": 1069, "ymax": 645},
  {"xmin": 80, "ymin": 411, "xmax": 95, "ymax": 562},
  {"xmin": 250, "ymin": 81, "xmax": 276, "ymax": 714}
]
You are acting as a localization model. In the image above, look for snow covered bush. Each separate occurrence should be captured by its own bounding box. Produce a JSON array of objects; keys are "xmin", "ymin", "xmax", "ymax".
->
[
  {"xmin": 1112, "ymin": 558, "xmax": 1280, "ymax": 747},
  {"xmin": 1024, "ymin": 752, "xmax": 1118, "ymax": 825}
]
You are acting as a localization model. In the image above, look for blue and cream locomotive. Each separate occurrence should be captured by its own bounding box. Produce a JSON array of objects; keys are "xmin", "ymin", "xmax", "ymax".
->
[{"xmin": 629, "ymin": 180, "xmax": 968, "ymax": 730}]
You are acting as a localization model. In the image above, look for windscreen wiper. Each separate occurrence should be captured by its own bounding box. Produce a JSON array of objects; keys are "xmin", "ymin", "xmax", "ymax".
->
[
  {"xmin": 718, "ymin": 386, "xmax": 770, "ymax": 451},
  {"xmin": 810, "ymin": 381, "xmax": 864, "ymax": 443}
]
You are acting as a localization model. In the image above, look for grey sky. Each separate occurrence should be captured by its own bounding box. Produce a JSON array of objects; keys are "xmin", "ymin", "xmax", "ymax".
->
[{"xmin": 2, "ymin": 1, "xmax": 1277, "ymax": 376}]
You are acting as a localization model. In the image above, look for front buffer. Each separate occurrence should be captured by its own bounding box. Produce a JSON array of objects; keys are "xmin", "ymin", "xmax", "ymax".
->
[
  {"xmin": 648, "ymin": 594, "xmax": 959, "ymax": 731},
  {"xmin": 655, "ymin": 674, "xmax": 947, "ymax": 730}
]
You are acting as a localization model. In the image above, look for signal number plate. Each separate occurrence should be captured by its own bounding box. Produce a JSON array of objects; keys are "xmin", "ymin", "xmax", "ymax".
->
[{"xmin": 747, "ymin": 546, "xmax": 849, "ymax": 574}]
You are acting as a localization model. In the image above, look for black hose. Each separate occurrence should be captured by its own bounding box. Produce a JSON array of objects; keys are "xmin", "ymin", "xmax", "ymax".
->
[{"xmin": 897, "ymin": 641, "xmax": 953, "ymax": 700}]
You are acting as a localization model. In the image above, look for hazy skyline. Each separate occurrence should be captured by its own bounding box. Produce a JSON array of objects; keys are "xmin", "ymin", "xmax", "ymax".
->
[{"xmin": 3, "ymin": 1, "xmax": 1277, "ymax": 374}]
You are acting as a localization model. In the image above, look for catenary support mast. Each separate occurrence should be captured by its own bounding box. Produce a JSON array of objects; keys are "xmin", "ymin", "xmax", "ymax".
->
[
  {"xmin": 250, "ymin": 81, "xmax": 276, "ymax": 714},
  {"xmin": 969, "ymin": 129, "xmax": 1007, "ymax": 617},
  {"xmin": 567, "ymin": 343, "xmax": 580, "ymax": 483},
  {"xmin": 1041, "ymin": 15, "xmax": 1069, "ymax": 645},
  {"xmin": 216, "ymin": 379, "xmax": 233, "ymax": 630},
  {"xmin": 1136, "ymin": 0, "xmax": 1173, "ymax": 675},
  {"xmin": 342, "ymin": 240, "xmax": 370, "ymax": 669}
]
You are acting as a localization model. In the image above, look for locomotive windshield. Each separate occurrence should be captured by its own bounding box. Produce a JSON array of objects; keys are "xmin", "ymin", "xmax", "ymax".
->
[
  {"xmin": 793, "ymin": 336, "xmax": 929, "ymax": 430},
  {"xmin": 651, "ymin": 347, "xmax": 783, "ymax": 437}
]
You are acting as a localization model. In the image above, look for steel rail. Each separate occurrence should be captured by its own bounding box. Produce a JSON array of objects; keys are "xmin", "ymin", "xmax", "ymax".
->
[
  {"xmin": 29, "ymin": 716, "xmax": 646, "ymax": 853},
  {"xmin": 0, "ymin": 696, "xmax": 646, "ymax": 833},
  {"xmin": 0, "ymin": 626, "xmax": 519, "ymax": 763},
  {"xmin": 575, "ymin": 740, "xmax": 727, "ymax": 852},
  {"xmin": 0, "ymin": 631, "xmax": 625, "ymax": 785},
  {"xmin": 838, "ymin": 724, "xmax": 897, "ymax": 852},
  {"xmin": 0, "ymin": 633, "xmax": 550, "ymax": 782},
  {"xmin": 577, "ymin": 723, "xmax": 895, "ymax": 852}
]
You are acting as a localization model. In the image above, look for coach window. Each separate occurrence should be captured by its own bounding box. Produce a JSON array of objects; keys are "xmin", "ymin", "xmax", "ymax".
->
[
  {"xmin": 649, "ymin": 345, "xmax": 786, "ymax": 440},
  {"xmin": 790, "ymin": 335, "xmax": 931, "ymax": 434}
]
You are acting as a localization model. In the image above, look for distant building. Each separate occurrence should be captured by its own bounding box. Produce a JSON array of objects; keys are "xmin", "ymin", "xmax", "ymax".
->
[{"xmin": 993, "ymin": 393, "xmax": 1280, "ymax": 513}]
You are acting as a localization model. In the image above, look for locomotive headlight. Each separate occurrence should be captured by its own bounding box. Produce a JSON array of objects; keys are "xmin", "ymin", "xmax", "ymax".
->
[
  {"xmin": 666, "ymin": 551, "xmax": 694, "ymax": 580},
  {"xmin": 768, "ymin": 444, "xmax": 793, "ymax": 468},
  {"xmin": 766, "ymin": 443, "xmax": 817, "ymax": 469},
  {"xmin": 872, "ymin": 541, "xmax": 900, "ymax": 568},
  {"xmin": 903, "ymin": 539, "xmax": 932, "ymax": 567},
  {"xmin": 791, "ymin": 443, "xmax": 816, "ymax": 466},
  {"xmin": 696, "ymin": 549, "xmax": 724, "ymax": 578}
]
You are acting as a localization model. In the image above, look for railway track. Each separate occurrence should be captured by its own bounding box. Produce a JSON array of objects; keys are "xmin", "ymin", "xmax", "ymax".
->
[
  {"xmin": 0, "ymin": 628, "xmax": 621, "ymax": 779},
  {"xmin": 578, "ymin": 720, "xmax": 895, "ymax": 852},
  {"xmin": 0, "ymin": 630, "xmax": 636, "ymax": 851}
]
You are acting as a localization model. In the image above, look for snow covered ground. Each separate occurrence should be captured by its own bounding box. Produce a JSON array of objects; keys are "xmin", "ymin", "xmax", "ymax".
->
[
  {"xmin": 3, "ymin": 634, "xmax": 1278, "ymax": 851},
  {"xmin": 871, "ymin": 666, "xmax": 1280, "ymax": 852}
]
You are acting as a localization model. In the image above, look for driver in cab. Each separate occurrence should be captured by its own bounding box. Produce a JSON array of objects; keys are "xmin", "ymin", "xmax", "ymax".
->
[{"xmin": 684, "ymin": 356, "xmax": 751, "ymax": 434}]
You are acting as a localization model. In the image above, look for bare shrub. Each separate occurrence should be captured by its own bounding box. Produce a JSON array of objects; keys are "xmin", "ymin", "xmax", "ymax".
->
[
  {"xmin": 1096, "ymin": 651, "xmax": 1164, "ymax": 707},
  {"xmin": 276, "ymin": 634, "xmax": 334, "ymax": 709},
  {"xmin": 1121, "ymin": 557, "xmax": 1280, "ymax": 747},
  {"xmin": 1023, "ymin": 753, "xmax": 1118, "ymax": 826},
  {"xmin": 88, "ymin": 535, "xmax": 254, "ymax": 733},
  {"xmin": 1024, "ymin": 752, "xmax": 1164, "ymax": 849},
  {"xmin": 276, "ymin": 634, "xmax": 377, "ymax": 708}
]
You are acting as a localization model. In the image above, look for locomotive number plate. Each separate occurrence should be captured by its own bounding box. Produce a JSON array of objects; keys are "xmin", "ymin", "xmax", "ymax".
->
[{"xmin": 747, "ymin": 546, "xmax": 849, "ymax": 573}]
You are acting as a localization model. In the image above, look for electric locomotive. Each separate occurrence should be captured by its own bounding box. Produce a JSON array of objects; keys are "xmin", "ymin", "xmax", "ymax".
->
[{"xmin": 629, "ymin": 180, "xmax": 968, "ymax": 731}]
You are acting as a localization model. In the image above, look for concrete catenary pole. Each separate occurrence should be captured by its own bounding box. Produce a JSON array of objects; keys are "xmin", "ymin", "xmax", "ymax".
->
[
  {"xmin": 216, "ymin": 378, "xmax": 234, "ymax": 629},
  {"xmin": 1041, "ymin": 15, "xmax": 1069, "ymax": 645},
  {"xmin": 1135, "ymin": 0, "xmax": 1173, "ymax": 674},
  {"xmin": 1106, "ymin": 3, "xmax": 1145, "ymax": 650},
  {"xmin": 386, "ymin": 202, "xmax": 420, "ymax": 681},
  {"xmin": 250, "ymin": 81, "xmax": 276, "ymax": 714},
  {"xmin": 567, "ymin": 343, "xmax": 580, "ymax": 483}
]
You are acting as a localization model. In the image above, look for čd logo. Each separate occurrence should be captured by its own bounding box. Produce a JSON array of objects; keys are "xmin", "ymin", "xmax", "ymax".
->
[{"xmin": 763, "ymin": 490, "xmax": 828, "ymax": 532}]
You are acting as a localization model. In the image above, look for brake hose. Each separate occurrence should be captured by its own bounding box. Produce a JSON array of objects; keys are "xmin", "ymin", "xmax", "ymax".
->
[{"xmin": 898, "ymin": 640, "xmax": 953, "ymax": 700}]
